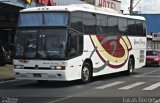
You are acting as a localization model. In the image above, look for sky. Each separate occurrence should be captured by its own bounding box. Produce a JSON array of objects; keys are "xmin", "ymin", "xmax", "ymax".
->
[{"xmin": 121, "ymin": 0, "xmax": 160, "ymax": 14}]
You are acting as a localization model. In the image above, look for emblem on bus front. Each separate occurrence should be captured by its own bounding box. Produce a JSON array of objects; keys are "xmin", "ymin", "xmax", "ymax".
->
[{"xmin": 35, "ymin": 65, "xmax": 39, "ymax": 70}]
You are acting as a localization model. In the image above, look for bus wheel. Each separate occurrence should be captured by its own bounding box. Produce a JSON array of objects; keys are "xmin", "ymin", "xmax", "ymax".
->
[
  {"xmin": 126, "ymin": 58, "xmax": 134, "ymax": 75},
  {"xmin": 81, "ymin": 62, "xmax": 92, "ymax": 83}
]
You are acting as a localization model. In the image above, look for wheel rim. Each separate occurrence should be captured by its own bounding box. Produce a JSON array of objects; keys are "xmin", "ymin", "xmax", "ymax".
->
[{"xmin": 82, "ymin": 66, "xmax": 90, "ymax": 81}]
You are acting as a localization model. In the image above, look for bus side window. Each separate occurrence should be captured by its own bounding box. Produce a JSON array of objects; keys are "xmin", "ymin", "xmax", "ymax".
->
[
  {"xmin": 96, "ymin": 14, "xmax": 108, "ymax": 35},
  {"xmin": 70, "ymin": 34, "xmax": 77, "ymax": 57},
  {"xmin": 83, "ymin": 12, "xmax": 96, "ymax": 34},
  {"xmin": 118, "ymin": 17, "xmax": 127, "ymax": 35},
  {"xmin": 77, "ymin": 35, "xmax": 83, "ymax": 55},
  {"xmin": 128, "ymin": 19, "xmax": 136, "ymax": 36},
  {"xmin": 136, "ymin": 20, "xmax": 143, "ymax": 36},
  {"xmin": 143, "ymin": 21, "xmax": 147, "ymax": 36},
  {"xmin": 108, "ymin": 16, "xmax": 118, "ymax": 35},
  {"xmin": 69, "ymin": 31, "xmax": 83, "ymax": 58},
  {"xmin": 70, "ymin": 12, "xmax": 83, "ymax": 33}
]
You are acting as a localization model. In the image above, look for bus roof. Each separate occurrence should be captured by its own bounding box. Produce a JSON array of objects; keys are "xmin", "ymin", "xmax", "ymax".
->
[{"xmin": 20, "ymin": 4, "xmax": 145, "ymax": 21}]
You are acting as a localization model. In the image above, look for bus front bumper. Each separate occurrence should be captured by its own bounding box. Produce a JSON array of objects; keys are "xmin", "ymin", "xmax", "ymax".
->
[{"xmin": 14, "ymin": 69, "xmax": 68, "ymax": 81}]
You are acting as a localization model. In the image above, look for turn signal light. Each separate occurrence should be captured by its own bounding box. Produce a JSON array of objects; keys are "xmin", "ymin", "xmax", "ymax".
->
[{"xmin": 56, "ymin": 66, "xmax": 65, "ymax": 70}]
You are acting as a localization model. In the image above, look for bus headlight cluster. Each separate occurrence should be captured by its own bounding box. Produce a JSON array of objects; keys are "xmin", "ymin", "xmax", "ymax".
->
[
  {"xmin": 14, "ymin": 65, "xmax": 24, "ymax": 69},
  {"xmin": 50, "ymin": 66, "xmax": 65, "ymax": 70}
]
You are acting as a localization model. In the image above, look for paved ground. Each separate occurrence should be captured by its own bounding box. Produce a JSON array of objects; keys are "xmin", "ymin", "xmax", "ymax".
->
[
  {"xmin": 0, "ymin": 67, "xmax": 160, "ymax": 103},
  {"xmin": 0, "ymin": 64, "xmax": 15, "ymax": 81}
]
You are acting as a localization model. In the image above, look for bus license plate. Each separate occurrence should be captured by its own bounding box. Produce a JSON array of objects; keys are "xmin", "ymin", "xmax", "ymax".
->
[{"xmin": 33, "ymin": 74, "xmax": 41, "ymax": 77}]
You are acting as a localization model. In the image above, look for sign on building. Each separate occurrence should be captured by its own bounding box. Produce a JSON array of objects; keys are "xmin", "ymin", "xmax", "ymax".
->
[
  {"xmin": 152, "ymin": 33, "xmax": 160, "ymax": 41},
  {"xmin": 11, "ymin": 0, "xmax": 122, "ymax": 12},
  {"xmin": 25, "ymin": 0, "xmax": 56, "ymax": 6},
  {"xmin": 24, "ymin": 0, "xmax": 85, "ymax": 7},
  {"xmin": 95, "ymin": 0, "xmax": 121, "ymax": 13}
]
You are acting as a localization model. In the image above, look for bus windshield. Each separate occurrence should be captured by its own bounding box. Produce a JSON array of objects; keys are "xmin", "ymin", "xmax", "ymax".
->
[
  {"xmin": 15, "ymin": 29, "xmax": 68, "ymax": 60},
  {"xmin": 18, "ymin": 12, "xmax": 68, "ymax": 27}
]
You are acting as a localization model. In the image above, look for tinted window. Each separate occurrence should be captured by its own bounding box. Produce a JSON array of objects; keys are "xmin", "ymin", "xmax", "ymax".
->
[
  {"xmin": 108, "ymin": 16, "xmax": 118, "ymax": 35},
  {"xmin": 83, "ymin": 12, "xmax": 96, "ymax": 34},
  {"xmin": 77, "ymin": 35, "xmax": 83, "ymax": 55},
  {"xmin": 128, "ymin": 19, "xmax": 135, "ymax": 36},
  {"xmin": 44, "ymin": 13, "xmax": 68, "ymax": 26},
  {"xmin": 136, "ymin": 20, "xmax": 143, "ymax": 36},
  {"xmin": 18, "ymin": 12, "xmax": 68, "ymax": 26},
  {"xmin": 19, "ymin": 13, "xmax": 42, "ymax": 26},
  {"xmin": 143, "ymin": 21, "xmax": 147, "ymax": 36},
  {"xmin": 70, "ymin": 34, "xmax": 77, "ymax": 57},
  {"xmin": 70, "ymin": 12, "xmax": 83, "ymax": 32},
  {"xmin": 118, "ymin": 17, "xmax": 127, "ymax": 35},
  {"xmin": 96, "ymin": 14, "xmax": 108, "ymax": 34},
  {"xmin": 69, "ymin": 30, "xmax": 83, "ymax": 58}
]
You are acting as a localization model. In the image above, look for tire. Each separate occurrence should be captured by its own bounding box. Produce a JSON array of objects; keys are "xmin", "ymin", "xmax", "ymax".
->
[
  {"xmin": 126, "ymin": 58, "xmax": 134, "ymax": 75},
  {"xmin": 81, "ymin": 62, "xmax": 92, "ymax": 83}
]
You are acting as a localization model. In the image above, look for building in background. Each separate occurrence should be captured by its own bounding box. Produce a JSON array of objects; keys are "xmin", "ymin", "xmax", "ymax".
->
[{"xmin": 0, "ymin": 1, "xmax": 22, "ymax": 46}]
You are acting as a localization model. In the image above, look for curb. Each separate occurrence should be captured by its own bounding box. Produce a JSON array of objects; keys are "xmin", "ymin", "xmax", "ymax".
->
[
  {"xmin": 0, "ymin": 78, "xmax": 15, "ymax": 82},
  {"xmin": 0, "ymin": 78, "xmax": 18, "ymax": 84}
]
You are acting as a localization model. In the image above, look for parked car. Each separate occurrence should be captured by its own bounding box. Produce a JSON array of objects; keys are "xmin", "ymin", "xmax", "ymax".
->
[{"xmin": 146, "ymin": 50, "xmax": 160, "ymax": 66}]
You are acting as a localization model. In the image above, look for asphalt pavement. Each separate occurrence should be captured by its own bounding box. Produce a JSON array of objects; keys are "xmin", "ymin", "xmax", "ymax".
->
[{"xmin": 0, "ymin": 66, "xmax": 160, "ymax": 103}]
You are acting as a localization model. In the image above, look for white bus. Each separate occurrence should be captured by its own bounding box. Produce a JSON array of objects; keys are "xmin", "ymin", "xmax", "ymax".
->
[{"xmin": 14, "ymin": 4, "xmax": 147, "ymax": 83}]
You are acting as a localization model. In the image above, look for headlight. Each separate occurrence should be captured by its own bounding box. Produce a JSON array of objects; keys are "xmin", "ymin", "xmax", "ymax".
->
[
  {"xmin": 56, "ymin": 66, "xmax": 65, "ymax": 70},
  {"xmin": 154, "ymin": 58, "xmax": 159, "ymax": 61},
  {"xmin": 50, "ymin": 66, "xmax": 65, "ymax": 70},
  {"xmin": 14, "ymin": 65, "xmax": 24, "ymax": 69}
]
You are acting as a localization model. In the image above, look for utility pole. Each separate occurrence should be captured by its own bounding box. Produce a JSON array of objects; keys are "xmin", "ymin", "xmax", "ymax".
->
[{"xmin": 130, "ymin": 0, "xmax": 134, "ymax": 14}]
